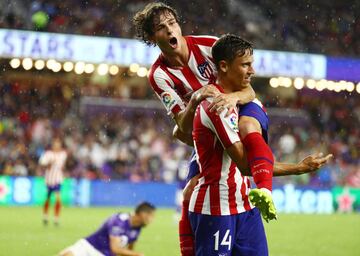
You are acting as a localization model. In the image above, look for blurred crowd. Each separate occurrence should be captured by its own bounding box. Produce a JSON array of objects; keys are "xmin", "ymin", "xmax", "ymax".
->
[
  {"xmin": 0, "ymin": 80, "xmax": 359, "ymax": 188},
  {"xmin": 264, "ymin": 92, "xmax": 360, "ymax": 188},
  {"xmin": 0, "ymin": 0, "xmax": 359, "ymax": 57}
]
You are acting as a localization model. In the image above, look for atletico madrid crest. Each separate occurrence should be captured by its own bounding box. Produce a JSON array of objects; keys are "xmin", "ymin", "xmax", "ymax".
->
[{"xmin": 197, "ymin": 61, "xmax": 213, "ymax": 80}]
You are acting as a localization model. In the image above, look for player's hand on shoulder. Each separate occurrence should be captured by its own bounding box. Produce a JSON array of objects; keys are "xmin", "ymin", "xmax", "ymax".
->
[
  {"xmin": 298, "ymin": 153, "xmax": 333, "ymax": 174},
  {"xmin": 191, "ymin": 84, "xmax": 220, "ymax": 104},
  {"xmin": 209, "ymin": 91, "xmax": 238, "ymax": 117}
]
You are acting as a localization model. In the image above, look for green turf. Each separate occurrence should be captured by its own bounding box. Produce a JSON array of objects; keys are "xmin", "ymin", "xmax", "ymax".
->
[{"xmin": 0, "ymin": 207, "xmax": 359, "ymax": 256}]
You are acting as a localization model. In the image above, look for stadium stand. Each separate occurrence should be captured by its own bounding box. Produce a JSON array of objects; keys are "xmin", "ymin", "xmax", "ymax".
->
[
  {"xmin": 0, "ymin": 78, "xmax": 358, "ymax": 187},
  {"xmin": 0, "ymin": 0, "xmax": 359, "ymax": 56}
]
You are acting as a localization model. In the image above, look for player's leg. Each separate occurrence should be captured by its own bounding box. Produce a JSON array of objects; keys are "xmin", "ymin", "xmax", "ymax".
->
[
  {"xmin": 232, "ymin": 207, "xmax": 268, "ymax": 256},
  {"xmin": 189, "ymin": 212, "xmax": 236, "ymax": 256},
  {"xmin": 58, "ymin": 250, "xmax": 74, "ymax": 256},
  {"xmin": 59, "ymin": 239, "xmax": 104, "ymax": 256},
  {"xmin": 54, "ymin": 185, "xmax": 62, "ymax": 226},
  {"xmin": 179, "ymin": 152, "xmax": 199, "ymax": 256},
  {"xmin": 43, "ymin": 186, "xmax": 53, "ymax": 225},
  {"xmin": 239, "ymin": 116, "xmax": 276, "ymax": 221},
  {"xmin": 179, "ymin": 176, "xmax": 198, "ymax": 255}
]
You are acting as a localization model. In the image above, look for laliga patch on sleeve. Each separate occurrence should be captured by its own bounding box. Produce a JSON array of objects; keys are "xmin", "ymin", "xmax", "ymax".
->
[
  {"xmin": 161, "ymin": 92, "xmax": 177, "ymax": 110},
  {"xmin": 222, "ymin": 111, "xmax": 239, "ymax": 132}
]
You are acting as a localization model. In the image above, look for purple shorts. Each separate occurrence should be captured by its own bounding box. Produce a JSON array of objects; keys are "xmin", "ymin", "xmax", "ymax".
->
[{"xmin": 189, "ymin": 208, "xmax": 268, "ymax": 256}]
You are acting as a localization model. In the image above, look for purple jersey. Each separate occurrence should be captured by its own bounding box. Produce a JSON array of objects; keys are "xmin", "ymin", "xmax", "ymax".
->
[{"xmin": 86, "ymin": 213, "xmax": 141, "ymax": 256}]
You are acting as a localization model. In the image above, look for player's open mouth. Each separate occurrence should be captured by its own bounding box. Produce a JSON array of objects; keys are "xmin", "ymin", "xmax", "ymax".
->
[
  {"xmin": 245, "ymin": 77, "xmax": 252, "ymax": 82},
  {"xmin": 169, "ymin": 37, "xmax": 178, "ymax": 49}
]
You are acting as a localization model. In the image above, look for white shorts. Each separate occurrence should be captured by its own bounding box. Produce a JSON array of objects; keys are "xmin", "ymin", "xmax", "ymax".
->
[{"xmin": 60, "ymin": 239, "xmax": 105, "ymax": 256}]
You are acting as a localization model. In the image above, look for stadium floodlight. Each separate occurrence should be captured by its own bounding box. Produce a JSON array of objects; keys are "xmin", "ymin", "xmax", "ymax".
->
[
  {"xmin": 10, "ymin": 58, "xmax": 21, "ymax": 69},
  {"xmin": 75, "ymin": 62, "xmax": 85, "ymax": 74},
  {"xmin": 339, "ymin": 80, "xmax": 347, "ymax": 91},
  {"xmin": 22, "ymin": 58, "xmax": 33, "ymax": 70},
  {"xmin": 46, "ymin": 59, "xmax": 56, "ymax": 70},
  {"xmin": 109, "ymin": 65, "xmax": 119, "ymax": 75},
  {"xmin": 129, "ymin": 63, "xmax": 140, "ymax": 73},
  {"xmin": 52, "ymin": 62, "xmax": 62, "ymax": 72},
  {"xmin": 269, "ymin": 78, "xmax": 279, "ymax": 88},
  {"xmin": 34, "ymin": 60, "xmax": 45, "ymax": 70},
  {"xmin": 63, "ymin": 62, "xmax": 74, "ymax": 72},
  {"xmin": 137, "ymin": 67, "xmax": 148, "ymax": 77},
  {"xmin": 315, "ymin": 79, "xmax": 327, "ymax": 91},
  {"xmin": 97, "ymin": 64, "xmax": 109, "ymax": 76},
  {"xmin": 356, "ymin": 83, "xmax": 360, "ymax": 94},
  {"xmin": 327, "ymin": 80, "xmax": 336, "ymax": 91},
  {"xmin": 345, "ymin": 82, "xmax": 354, "ymax": 92},
  {"xmin": 334, "ymin": 82, "xmax": 342, "ymax": 92},
  {"xmin": 85, "ymin": 63, "xmax": 95, "ymax": 74},
  {"xmin": 294, "ymin": 78, "xmax": 304, "ymax": 90},
  {"xmin": 306, "ymin": 79, "xmax": 316, "ymax": 89},
  {"xmin": 283, "ymin": 77, "xmax": 292, "ymax": 88}
]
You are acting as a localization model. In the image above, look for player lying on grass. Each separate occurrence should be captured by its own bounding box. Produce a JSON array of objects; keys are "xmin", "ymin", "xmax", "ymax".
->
[
  {"xmin": 188, "ymin": 34, "xmax": 333, "ymax": 255},
  {"xmin": 59, "ymin": 202, "xmax": 155, "ymax": 256}
]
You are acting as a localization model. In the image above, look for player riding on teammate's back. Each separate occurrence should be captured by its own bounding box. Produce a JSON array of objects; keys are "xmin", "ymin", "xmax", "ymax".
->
[{"xmin": 133, "ymin": 3, "xmax": 333, "ymax": 256}]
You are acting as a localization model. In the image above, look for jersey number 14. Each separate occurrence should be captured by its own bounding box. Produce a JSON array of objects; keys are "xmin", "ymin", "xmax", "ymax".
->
[{"xmin": 213, "ymin": 230, "xmax": 232, "ymax": 251}]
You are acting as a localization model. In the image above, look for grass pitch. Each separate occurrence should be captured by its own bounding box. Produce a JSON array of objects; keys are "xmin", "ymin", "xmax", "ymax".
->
[{"xmin": 0, "ymin": 206, "xmax": 359, "ymax": 256}]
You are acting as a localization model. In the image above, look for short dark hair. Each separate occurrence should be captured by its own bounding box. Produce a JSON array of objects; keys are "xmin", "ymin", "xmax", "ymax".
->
[
  {"xmin": 212, "ymin": 34, "xmax": 254, "ymax": 69},
  {"xmin": 135, "ymin": 202, "xmax": 156, "ymax": 214},
  {"xmin": 133, "ymin": 2, "xmax": 180, "ymax": 46}
]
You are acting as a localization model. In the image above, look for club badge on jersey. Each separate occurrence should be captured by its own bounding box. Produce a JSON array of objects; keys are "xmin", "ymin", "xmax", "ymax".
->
[{"xmin": 197, "ymin": 61, "xmax": 214, "ymax": 80}]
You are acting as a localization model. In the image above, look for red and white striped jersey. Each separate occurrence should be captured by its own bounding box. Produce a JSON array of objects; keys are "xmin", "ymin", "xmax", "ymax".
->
[
  {"xmin": 39, "ymin": 150, "xmax": 67, "ymax": 186},
  {"xmin": 189, "ymin": 98, "xmax": 253, "ymax": 216},
  {"xmin": 148, "ymin": 35, "xmax": 218, "ymax": 117}
]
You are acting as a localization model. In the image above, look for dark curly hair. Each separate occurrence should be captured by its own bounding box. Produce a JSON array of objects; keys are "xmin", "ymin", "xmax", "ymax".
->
[{"xmin": 133, "ymin": 2, "xmax": 180, "ymax": 46}]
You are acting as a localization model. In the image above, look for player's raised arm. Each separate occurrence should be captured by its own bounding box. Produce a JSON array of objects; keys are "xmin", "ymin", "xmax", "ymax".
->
[{"xmin": 273, "ymin": 153, "xmax": 333, "ymax": 176}]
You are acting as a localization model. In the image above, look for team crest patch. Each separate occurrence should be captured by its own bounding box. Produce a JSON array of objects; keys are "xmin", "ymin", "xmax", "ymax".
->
[
  {"xmin": 161, "ymin": 92, "xmax": 176, "ymax": 109},
  {"xmin": 197, "ymin": 61, "xmax": 213, "ymax": 79}
]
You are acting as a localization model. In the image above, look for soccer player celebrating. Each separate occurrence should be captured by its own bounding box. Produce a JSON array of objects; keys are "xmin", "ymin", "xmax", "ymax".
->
[
  {"xmin": 59, "ymin": 202, "xmax": 156, "ymax": 256},
  {"xmin": 133, "ymin": 2, "xmax": 333, "ymax": 256},
  {"xmin": 189, "ymin": 34, "xmax": 332, "ymax": 255},
  {"xmin": 133, "ymin": 3, "xmax": 255, "ymax": 255},
  {"xmin": 39, "ymin": 137, "xmax": 67, "ymax": 226}
]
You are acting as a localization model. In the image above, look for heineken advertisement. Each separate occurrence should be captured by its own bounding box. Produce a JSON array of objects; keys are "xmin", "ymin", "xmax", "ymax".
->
[{"xmin": 0, "ymin": 176, "xmax": 359, "ymax": 212}]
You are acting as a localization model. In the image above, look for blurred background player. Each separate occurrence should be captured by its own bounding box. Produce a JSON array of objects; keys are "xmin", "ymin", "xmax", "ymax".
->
[
  {"xmin": 39, "ymin": 137, "xmax": 68, "ymax": 226},
  {"xmin": 59, "ymin": 202, "xmax": 156, "ymax": 256}
]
